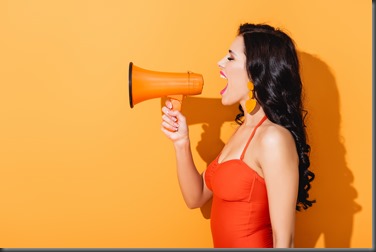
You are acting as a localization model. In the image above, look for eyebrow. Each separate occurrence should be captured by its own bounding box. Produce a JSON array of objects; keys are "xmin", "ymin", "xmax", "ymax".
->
[{"xmin": 229, "ymin": 49, "xmax": 237, "ymax": 56}]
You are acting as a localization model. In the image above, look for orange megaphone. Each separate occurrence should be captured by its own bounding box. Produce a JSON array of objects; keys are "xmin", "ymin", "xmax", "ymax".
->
[{"xmin": 128, "ymin": 62, "xmax": 204, "ymax": 111}]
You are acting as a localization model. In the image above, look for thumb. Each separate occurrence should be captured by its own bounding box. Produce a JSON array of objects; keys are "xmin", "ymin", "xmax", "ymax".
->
[{"xmin": 169, "ymin": 109, "xmax": 186, "ymax": 124}]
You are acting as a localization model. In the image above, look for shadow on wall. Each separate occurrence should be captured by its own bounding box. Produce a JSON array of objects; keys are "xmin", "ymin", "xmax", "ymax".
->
[
  {"xmin": 295, "ymin": 52, "xmax": 362, "ymax": 248},
  {"xmin": 182, "ymin": 97, "xmax": 239, "ymax": 219}
]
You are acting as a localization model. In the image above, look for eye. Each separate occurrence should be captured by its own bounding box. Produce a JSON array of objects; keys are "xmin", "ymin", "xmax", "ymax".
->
[{"xmin": 227, "ymin": 57, "xmax": 234, "ymax": 61}]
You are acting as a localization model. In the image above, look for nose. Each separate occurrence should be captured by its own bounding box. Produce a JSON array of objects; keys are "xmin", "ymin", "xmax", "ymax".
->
[{"xmin": 217, "ymin": 56, "xmax": 226, "ymax": 69}]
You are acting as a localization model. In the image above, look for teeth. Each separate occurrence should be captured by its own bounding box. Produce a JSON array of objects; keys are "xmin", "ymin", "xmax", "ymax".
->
[{"xmin": 220, "ymin": 71, "xmax": 227, "ymax": 79}]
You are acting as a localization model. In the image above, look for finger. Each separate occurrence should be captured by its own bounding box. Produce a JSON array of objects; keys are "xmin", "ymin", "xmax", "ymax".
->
[
  {"xmin": 161, "ymin": 126, "xmax": 173, "ymax": 137},
  {"xmin": 161, "ymin": 106, "xmax": 178, "ymax": 123},
  {"xmin": 165, "ymin": 100, "xmax": 173, "ymax": 109},
  {"xmin": 161, "ymin": 105, "xmax": 170, "ymax": 115},
  {"xmin": 174, "ymin": 110, "xmax": 186, "ymax": 124},
  {"xmin": 161, "ymin": 120, "xmax": 178, "ymax": 132},
  {"xmin": 161, "ymin": 127, "xmax": 176, "ymax": 140},
  {"xmin": 162, "ymin": 114, "xmax": 179, "ymax": 128},
  {"xmin": 166, "ymin": 108, "xmax": 181, "ymax": 118},
  {"xmin": 161, "ymin": 105, "xmax": 177, "ymax": 118}
]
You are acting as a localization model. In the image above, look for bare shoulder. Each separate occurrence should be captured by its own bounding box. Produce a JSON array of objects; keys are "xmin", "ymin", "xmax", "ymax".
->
[
  {"xmin": 256, "ymin": 120, "xmax": 299, "ymax": 174},
  {"xmin": 258, "ymin": 120, "xmax": 296, "ymax": 150}
]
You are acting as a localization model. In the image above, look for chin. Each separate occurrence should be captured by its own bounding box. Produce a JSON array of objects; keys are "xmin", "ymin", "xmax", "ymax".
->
[{"xmin": 221, "ymin": 97, "xmax": 236, "ymax": 106}]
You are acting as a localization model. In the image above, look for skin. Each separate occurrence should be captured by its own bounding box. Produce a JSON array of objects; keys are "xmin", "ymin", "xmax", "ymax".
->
[{"xmin": 161, "ymin": 35, "xmax": 299, "ymax": 248}]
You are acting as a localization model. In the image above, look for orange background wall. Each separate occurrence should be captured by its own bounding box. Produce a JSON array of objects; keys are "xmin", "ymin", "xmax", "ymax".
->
[{"xmin": 0, "ymin": 0, "xmax": 372, "ymax": 248}]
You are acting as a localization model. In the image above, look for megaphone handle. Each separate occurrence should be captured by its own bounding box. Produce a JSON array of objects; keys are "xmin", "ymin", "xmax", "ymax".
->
[{"xmin": 167, "ymin": 94, "xmax": 183, "ymax": 112}]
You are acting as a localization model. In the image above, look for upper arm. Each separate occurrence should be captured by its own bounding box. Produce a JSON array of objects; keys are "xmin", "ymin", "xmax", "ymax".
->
[
  {"xmin": 200, "ymin": 170, "xmax": 213, "ymax": 205},
  {"xmin": 259, "ymin": 127, "xmax": 299, "ymax": 247}
]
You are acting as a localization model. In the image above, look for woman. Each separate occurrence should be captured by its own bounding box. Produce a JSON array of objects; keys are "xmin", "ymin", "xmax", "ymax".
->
[{"xmin": 161, "ymin": 23, "xmax": 315, "ymax": 248}]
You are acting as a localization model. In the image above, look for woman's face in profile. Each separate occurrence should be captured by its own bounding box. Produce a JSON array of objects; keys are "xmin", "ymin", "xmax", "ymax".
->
[{"xmin": 217, "ymin": 35, "xmax": 249, "ymax": 107}]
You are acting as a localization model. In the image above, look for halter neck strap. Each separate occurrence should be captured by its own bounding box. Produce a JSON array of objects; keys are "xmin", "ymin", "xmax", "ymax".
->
[{"xmin": 240, "ymin": 115, "xmax": 268, "ymax": 160}]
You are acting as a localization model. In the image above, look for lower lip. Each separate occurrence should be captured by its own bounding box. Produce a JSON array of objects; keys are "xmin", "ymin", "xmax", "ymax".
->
[{"xmin": 220, "ymin": 84, "xmax": 228, "ymax": 95}]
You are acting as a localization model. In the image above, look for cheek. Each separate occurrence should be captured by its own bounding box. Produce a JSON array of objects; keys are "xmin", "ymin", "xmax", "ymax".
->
[
  {"xmin": 228, "ymin": 70, "xmax": 249, "ymax": 91},
  {"xmin": 227, "ymin": 62, "xmax": 248, "ymax": 81}
]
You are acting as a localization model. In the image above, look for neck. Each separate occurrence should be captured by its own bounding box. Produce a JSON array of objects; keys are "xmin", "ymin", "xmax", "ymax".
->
[{"xmin": 241, "ymin": 103, "xmax": 266, "ymax": 126}]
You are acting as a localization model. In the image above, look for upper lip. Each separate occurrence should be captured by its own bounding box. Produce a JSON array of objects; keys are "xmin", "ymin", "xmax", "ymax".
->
[{"xmin": 220, "ymin": 71, "xmax": 227, "ymax": 79}]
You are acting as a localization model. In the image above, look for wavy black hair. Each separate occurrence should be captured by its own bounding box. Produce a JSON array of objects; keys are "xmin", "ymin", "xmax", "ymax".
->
[{"xmin": 236, "ymin": 23, "xmax": 315, "ymax": 211}]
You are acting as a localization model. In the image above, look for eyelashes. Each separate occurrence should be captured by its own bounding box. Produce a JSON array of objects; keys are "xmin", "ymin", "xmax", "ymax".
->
[{"xmin": 227, "ymin": 57, "xmax": 234, "ymax": 61}]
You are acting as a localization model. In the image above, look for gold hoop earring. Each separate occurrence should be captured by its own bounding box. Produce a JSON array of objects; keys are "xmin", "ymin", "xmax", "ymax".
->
[{"xmin": 245, "ymin": 81, "xmax": 256, "ymax": 114}]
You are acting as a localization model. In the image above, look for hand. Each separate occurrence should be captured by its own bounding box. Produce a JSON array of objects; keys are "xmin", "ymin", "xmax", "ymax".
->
[{"xmin": 161, "ymin": 100, "xmax": 189, "ymax": 144}]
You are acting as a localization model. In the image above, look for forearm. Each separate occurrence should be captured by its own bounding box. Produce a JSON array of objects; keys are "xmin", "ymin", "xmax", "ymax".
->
[
  {"xmin": 273, "ymin": 232, "xmax": 294, "ymax": 248},
  {"xmin": 174, "ymin": 139, "xmax": 206, "ymax": 209}
]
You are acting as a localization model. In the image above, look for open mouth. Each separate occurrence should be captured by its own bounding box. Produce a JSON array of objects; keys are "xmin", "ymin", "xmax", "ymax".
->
[{"xmin": 220, "ymin": 71, "xmax": 228, "ymax": 95}]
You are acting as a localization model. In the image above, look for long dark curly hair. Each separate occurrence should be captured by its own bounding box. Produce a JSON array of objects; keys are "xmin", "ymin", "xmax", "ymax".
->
[{"xmin": 235, "ymin": 23, "xmax": 315, "ymax": 211}]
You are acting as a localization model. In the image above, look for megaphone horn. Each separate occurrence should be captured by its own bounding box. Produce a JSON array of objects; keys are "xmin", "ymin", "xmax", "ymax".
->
[{"xmin": 128, "ymin": 62, "xmax": 204, "ymax": 111}]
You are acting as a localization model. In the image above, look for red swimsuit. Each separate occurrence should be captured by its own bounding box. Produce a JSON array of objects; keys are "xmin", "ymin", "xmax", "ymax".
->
[{"xmin": 204, "ymin": 115, "xmax": 273, "ymax": 248}]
